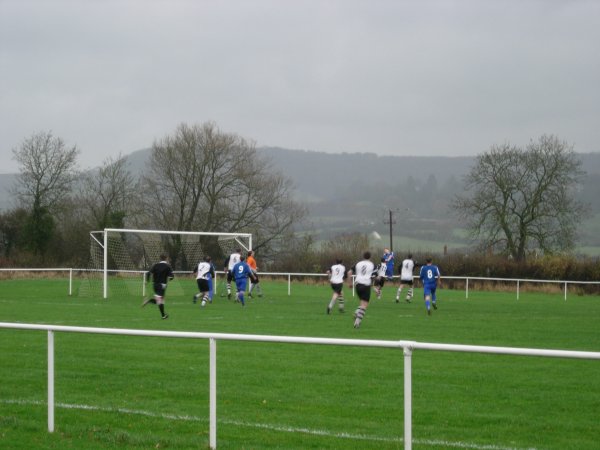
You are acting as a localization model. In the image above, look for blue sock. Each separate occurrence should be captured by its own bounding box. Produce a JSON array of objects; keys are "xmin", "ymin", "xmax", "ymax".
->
[
  {"xmin": 425, "ymin": 299, "xmax": 430, "ymax": 310},
  {"xmin": 239, "ymin": 293, "xmax": 245, "ymax": 305}
]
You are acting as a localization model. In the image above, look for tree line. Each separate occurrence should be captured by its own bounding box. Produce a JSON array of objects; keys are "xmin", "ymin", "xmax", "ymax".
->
[
  {"xmin": 0, "ymin": 128, "xmax": 590, "ymax": 276},
  {"xmin": 0, "ymin": 122, "xmax": 306, "ymax": 268}
]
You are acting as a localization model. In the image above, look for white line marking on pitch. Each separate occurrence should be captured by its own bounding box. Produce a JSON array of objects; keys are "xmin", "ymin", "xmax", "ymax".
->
[{"xmin": 2, "ymin": 399, "xmax": 538, "ymax": 450}]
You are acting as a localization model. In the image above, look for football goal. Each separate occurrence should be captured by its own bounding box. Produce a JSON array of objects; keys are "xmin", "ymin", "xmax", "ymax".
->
[{"xmin": 84, "ymin": 228, "xmax": 252, "ymax": 298}]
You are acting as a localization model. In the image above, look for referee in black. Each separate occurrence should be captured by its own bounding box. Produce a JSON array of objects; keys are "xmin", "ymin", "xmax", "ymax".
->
[{"xmin": 142, "ymin": 254, "xmax": 174, "ymax": 319}]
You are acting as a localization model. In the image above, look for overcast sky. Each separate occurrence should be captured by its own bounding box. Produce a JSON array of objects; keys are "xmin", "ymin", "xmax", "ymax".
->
[{"xmin": 1, "ymin": 0, "xmax": 599, "ymax": 174}]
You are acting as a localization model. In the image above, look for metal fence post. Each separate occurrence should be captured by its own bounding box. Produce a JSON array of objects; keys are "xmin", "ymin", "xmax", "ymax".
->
[
  {"xmin": 404, "ymin": 344, "xmax": 413, "ymax": 450},
  {"xmin": 47, "ymin": 330, "xmax": 55, "ymax": 433},
  {"xmin": 210, "ymin": 338, "xmax": 217, "ymax": 449}
]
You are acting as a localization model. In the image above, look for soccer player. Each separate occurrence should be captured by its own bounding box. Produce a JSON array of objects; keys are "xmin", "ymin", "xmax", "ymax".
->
[
  {"xmin": 224, "ymin": 248, "xmax": 242, "ymax": 299},
  {"xmin": 419, "ymin": 257, "xmax": 441, "ymax": 315},
  {"xmin": 247, "ymin": 250, "xmax": 263, "ymax": 298},
  {"xmin": 326, "ymin": 258, "xmax": 346, "ymax": 314},
  {"xmin": 193, "ymin": 255, "xmax": 215, "ymax": 307},
  {"xmin": 396, "ymin": 253, "xmax": 417, "ymax": 303},
  {"xmin": 373, "ymin": 257, "xmax": 387, "ymax": 299},
  {"xmin": 383, "ymin": 248, "xmax": 395, "ymax": 280},
  {"xmin": 347, "ymin": 251, "xmax": 376, "ymax": 328},
  {"xmin": 232, "ymin": 255, "xmax": 256, "ymax": 306},
  {"xmin": 142, "ymin": 253, "xmax": 174, "ymax": 319},
  {"xmin": 206, "ymin": 257, "xmax": 217, "ymax": 301}
]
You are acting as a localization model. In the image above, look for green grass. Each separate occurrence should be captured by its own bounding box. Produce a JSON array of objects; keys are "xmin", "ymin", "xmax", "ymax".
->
[{"xmin": 1, "ymin": 277, "xmax": 600, "ymax": 449}]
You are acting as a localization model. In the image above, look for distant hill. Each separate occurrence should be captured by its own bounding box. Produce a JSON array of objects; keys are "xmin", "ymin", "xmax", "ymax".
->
[
  {"xmin": 0, "ymin": 174, "xmax": 16, "ymax": 210},
  {"xmin": 3, "ymin": 147, "xmax": 600, "ymax": 206},
  {"xmin": 259, "ymin": 147, "xmax": 474, "ymax": 202},
  {"xmin": 255, "ymin": 149, "xmax": 600, "ymax": 252},
  {"xmin": 3, "ymin": 147, "xmax": 600, "ymax": 209},
  {"xmin": 115, "ymin": 146, "xmax": 477, "ymax": 203},
  {"xmin": 2, "ymin": 148, "xmax": 600, "ymax": 252}
]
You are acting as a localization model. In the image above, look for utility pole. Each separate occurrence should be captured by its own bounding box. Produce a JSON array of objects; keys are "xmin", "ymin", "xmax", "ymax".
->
[{"xmin": 383, "ymin": 209, "xmax": 396, "ymax": 252}]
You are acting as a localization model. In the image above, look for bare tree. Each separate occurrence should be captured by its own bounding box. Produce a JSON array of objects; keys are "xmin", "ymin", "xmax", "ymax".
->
[
  {"xmin": 453, "ymin": 135, "xmax": 588, "ymax": 261},
  {"xmin": 12, "ymin": 131, "xmax": 79, "ymax": 211},
  {"xmin": 12, "ymin": 131, "xmax": 79, "ymax": 255},
  {"xmin": 139, "ymin": 122, "xmax": 306, "ymax": 267},
  {"xmin": 78, "ymin": 154, "xmax": 139, "ymax": 230}
]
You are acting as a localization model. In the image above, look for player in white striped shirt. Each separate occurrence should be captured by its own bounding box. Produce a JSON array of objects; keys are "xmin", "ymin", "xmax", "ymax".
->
[
  {"xmin": 326, "ymin": 259, "xmax": 346, "ymax": 314},
  {"xmin": 347, "ymin": 251, "xmax": 375, "ymax": 328},
  {"xmin": 373, "ymin": 257, "xmax": 387, "ymax": 299},
  {"xmin": 193, "ymin": 255, "xmax": 215, "ymax": 307},
  {"xmin": 396, "ymin": 254, "xmax": 417, "ymax": 303}
]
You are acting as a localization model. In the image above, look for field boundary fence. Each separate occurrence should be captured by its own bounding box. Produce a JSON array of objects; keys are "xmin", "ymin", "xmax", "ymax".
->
[
  {"xmin": 2, "ymin": 268, "xmax": 600, "ymax": 300},
  {"xmin": 1, "ymin": 322, "xmax": 599, "ymax": 450}
]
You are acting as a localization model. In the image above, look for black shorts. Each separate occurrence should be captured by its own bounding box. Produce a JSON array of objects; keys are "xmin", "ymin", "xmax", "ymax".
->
[
  {"xmin": 196, "ymin": 278, "xmax": 210, "ymax": 292},
  {"xmin": 153, "ymin": 282, "xmax": 167, "ymax": 297},
  {"xmin": 251, "ymin": 270, "xmax": 259, "ymax": 283},
  {"xmin": 355, "ymin": 283, "xmax": 371, "ymax": 302},
  {"xmin": 400, "ymin": 279, "xmax": 413, "ymax": 286},
  {"xmin": 227, "ymin": 270, "xmax": 234, "ymax": 283},
  {"xmin": 330, "ymin": 282, "xmax": 343, "ymax": 294},
  {"xmin": 374, "ymin": 277, "xmax": 385, "ymax": 288}
]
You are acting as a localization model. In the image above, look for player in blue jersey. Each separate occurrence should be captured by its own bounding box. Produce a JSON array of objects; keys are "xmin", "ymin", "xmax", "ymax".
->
[
  {"xmin": 419, "ymin": 257, "xmax": 441, "ymax": 315},
  {"xmin": 206, "ymin": 258, "xmax": 217, "ymax": 301},
  {"xmin": 224, "ymin": 248, "xmax": 242, "ymax": 299},
  {"xmin": 232, "ymin": 255, "xmax": 257, "ymax": 306},
  {"xmin": 383, "ymin": 248, "xmax": 395, "ymax": 280}
]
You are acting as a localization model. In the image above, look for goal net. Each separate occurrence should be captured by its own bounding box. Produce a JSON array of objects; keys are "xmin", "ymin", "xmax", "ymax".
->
[{"xmin": 80, "ymin": 228, "xmax": 252, "ymax": 298}]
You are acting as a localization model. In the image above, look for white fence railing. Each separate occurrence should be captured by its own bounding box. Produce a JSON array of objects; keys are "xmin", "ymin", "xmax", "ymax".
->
[
  {"xmin": 1, "ymin": 322, "xmax": 600, "ymax": 450},
  {"xmin": 1, "ymin": 268, "xmax": 600, "ymax": 300},
  {"xmin": 0, "ymin": 268, "xmax": 75, "ymax": 295}
]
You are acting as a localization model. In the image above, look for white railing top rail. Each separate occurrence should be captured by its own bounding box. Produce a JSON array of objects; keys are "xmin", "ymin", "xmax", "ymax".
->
[
  {"xmin": 442, "ymin": 275, "xmax": 600, "ymax": 285},
  {"xmin": 0, "ymin": 268, "xmax": 73, "ymax": 272},
  {"xmin": 1, "ymin": 322, "xmax": 599, "ymax": 360},
  {"xmin": 2, "ymin": 267, "xmax": 600, "ymax": 285}
]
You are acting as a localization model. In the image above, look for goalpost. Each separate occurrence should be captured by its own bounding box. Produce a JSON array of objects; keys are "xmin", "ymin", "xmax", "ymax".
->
[{"xmin": 86, "ymin": 228, "xmax": 252, "ymax": 299}]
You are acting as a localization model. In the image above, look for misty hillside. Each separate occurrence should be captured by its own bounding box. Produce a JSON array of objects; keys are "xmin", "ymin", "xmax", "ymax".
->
[
  {"xmin": 2, "ymin": 147, "xmax": 600, "ymax": 251},
  {"xmin": 259, "ymin": 147, "xmax": 474, "ymax": 202},
  {"xmin": 3, "ymin": 147, "xmax": 600, "ymax": 206},
  {"xmin": 115, "ymin": 148, "xmax": 482, "ymax": 240},
  {"xmin": 0, "ymin": 174, "xmax": 16, "ymax": 211},
  {"xmin": 122, "ymin": 148, "xmax": 600, "ymax": 250},
  {"xmin": 3, "ymin": 146, "xmax": 600, "ymax": 212}
]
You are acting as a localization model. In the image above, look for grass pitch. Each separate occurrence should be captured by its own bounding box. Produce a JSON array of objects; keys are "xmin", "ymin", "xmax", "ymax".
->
[{"xmin": 1, "ymin": 277, "xmax": 599, "ymax": 449}]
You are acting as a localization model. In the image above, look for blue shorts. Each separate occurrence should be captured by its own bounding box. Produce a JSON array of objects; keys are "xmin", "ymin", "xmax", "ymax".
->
[
  {"xmin": 207, "ymin": 277, "xmax": 213, "ymax": 297},
  {"xmin": 235, "ymin": 279, "xmax": 248, "ymax": 292},
  {"xmin": 423, "ymin": 285, "xmax": 437, "ymax": 300}
]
